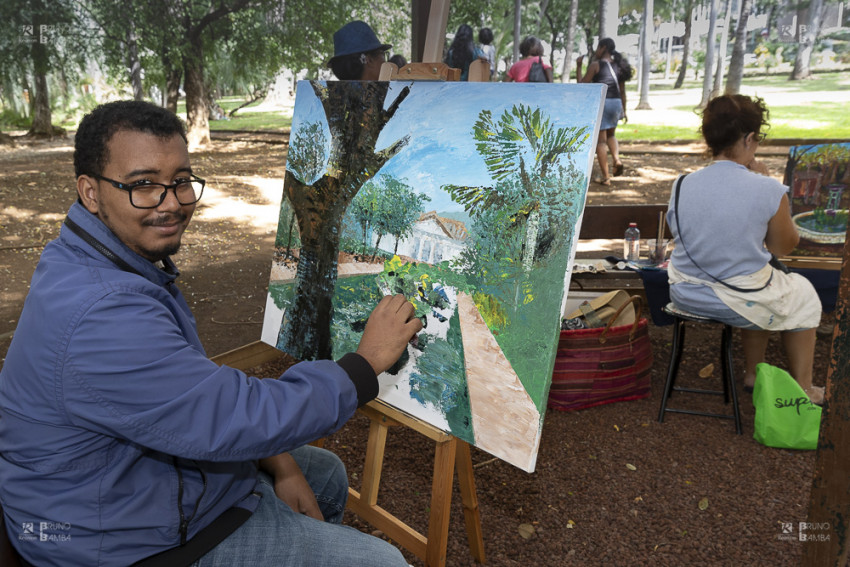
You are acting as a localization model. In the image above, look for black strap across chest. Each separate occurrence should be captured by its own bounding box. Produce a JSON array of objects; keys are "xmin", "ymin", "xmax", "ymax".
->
[{"xmin": 673, "ymin": 174, "xmax": 772, "ymax": 293}]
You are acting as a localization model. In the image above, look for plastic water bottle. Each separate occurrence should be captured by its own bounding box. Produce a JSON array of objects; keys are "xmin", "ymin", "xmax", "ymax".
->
[{"xmin": 624, "ymin": 223, "xmax": 640, "ymax": 262}]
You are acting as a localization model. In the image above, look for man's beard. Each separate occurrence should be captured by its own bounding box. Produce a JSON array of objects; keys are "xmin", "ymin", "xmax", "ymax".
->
[{"xmin": 142, "ymin": 241, "xmax": 182, "ymax": 261}]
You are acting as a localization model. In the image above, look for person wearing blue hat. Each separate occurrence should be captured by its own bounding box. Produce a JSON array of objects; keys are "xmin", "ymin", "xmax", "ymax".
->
[{"xmin": 328, "ymin": 21, "xmax": 392, "ymax": 80}]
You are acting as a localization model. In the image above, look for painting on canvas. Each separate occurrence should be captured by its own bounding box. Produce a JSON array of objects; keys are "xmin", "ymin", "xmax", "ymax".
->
[
  {"xmin": 783, "ymin": 142, "xmax": 850, "ymax": 259},
  {"xmin": 261, "ymin": 80, "xmax": 604, "ymax": 472}
]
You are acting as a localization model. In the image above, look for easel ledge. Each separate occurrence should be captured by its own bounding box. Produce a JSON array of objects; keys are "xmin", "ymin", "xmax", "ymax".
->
[{"xmin": 210, "ymin": 340, "xmax": 486, "ymax": 566}]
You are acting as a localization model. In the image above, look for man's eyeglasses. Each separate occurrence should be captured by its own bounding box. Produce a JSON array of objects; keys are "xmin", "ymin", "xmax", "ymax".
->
[{"xmin": 93, "ymin": 174, "xmax": 205, "ymax": 209}]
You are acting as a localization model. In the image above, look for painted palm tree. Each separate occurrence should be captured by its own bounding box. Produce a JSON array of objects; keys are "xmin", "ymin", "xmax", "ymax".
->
[
  {"xmin": 445, "ymin": 104, "xmax": 590, "ymax": 271},
  {"xmin": 277, "ymin": 81, "xmax": 410, "ymax": 360}
]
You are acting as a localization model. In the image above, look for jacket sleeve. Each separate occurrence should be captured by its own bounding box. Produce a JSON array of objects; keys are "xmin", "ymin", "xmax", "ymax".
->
[{"xmin": 58, "ymin": 289, "xmax": 375, "ymax": 461}]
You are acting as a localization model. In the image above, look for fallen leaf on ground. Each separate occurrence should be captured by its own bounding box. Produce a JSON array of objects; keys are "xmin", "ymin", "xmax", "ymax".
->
[
  {"xmin": 699, "ymin": 363, "xmax": 714, "ymax": 378},
  {"xmin": 518, "ymin": 523, "xmax": 535, "ymax": 539},
  {"xmin": 698, "ymin": 497, "xmax": 709, "ymax": 511},
  {"xmin": 626, "ymin": 463, "xmax": 637, "ymax": 471}
]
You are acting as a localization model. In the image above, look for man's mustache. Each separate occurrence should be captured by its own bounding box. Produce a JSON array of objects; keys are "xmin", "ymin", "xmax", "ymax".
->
[{"xmin": 144, "ymin": 213, "xmax": 187, "ymax": 227}]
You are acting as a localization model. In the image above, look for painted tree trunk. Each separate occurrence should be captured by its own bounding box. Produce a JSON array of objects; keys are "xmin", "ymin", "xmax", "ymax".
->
[
  {"xmin": 277, "ymin": 172, "xmax": 348, "ymax": 360},
  {"xmin": 522, "ymin": 208, "xmax": 541, "ymax": 271},
  {"xmin": 275, "ymin": 81, "xmax": 410, "ymax": 360}
]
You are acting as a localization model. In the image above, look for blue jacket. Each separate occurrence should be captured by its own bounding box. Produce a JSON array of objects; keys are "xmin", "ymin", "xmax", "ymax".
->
[{"xmin": 0, "ymin": 202, "xmax": 377, "ymax": 566}]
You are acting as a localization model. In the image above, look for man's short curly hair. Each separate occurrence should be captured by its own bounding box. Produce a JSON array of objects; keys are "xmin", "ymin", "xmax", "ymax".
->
[{"xmin": 74, "ymin": 101, "xmax": 187, "ymax": 178}]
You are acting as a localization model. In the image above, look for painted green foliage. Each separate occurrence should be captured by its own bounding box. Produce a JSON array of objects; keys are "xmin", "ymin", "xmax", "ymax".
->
[
  {"xmin": 348, "ymin": 174, "xmax": 430, "ymax": 258},
  {"xmin": 440, "ymin": 104, "xmax": 590, "ymax": 405},
  {"xmin": 445, "ymin": 103, "xmax": 589, "ymax": 324}
]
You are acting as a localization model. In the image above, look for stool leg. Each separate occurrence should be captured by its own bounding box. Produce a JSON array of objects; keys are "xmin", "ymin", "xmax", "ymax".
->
[
  {"xmin": 658, "ymin": 317, "xmax": 685, "ymax": 423},
  {"xmin": 671, "ymin": 320, "xmax": 687, "ymax": 391},
  {"xmin": 720, "ymin": 325, "xmax": 731, "ymax": 404},
  {"xmin": 722, "ymin": 324, "xmax": 742, "ymax": 434}
]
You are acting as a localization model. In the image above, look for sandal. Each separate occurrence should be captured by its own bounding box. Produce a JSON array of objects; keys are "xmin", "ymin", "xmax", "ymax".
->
[
  {"xmin": 594, "ymin": 177, "xmax": 611, "ymax": 186},
  {"xmin": 613, "ymin": 162, "xmax": 624, "ymax": 177}
]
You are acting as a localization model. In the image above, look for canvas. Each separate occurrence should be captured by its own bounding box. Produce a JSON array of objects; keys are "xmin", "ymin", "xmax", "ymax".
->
[
  {"xmin": 783, "ymin": 142, "xmax": 850, "ymax": 259},
  {"xmin": 261, "ymin": 80, "xmax": 605, "ymax": 472}
]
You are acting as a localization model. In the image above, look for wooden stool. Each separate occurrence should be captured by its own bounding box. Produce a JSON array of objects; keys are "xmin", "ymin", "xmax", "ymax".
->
[{"xmin": 657, "ymin": 303, "xmax": 742, "ymax": 434}]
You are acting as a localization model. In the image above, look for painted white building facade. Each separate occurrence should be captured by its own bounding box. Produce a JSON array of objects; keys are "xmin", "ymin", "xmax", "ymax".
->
[{"xmin": 374, "ymin": 211, "xmax": 468, "ymax": 265}]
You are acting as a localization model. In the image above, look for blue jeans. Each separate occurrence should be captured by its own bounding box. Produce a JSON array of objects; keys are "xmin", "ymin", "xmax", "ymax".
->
[{"xmin": 192, "ymin": 446, "xmax": 407, "ymax": 566}]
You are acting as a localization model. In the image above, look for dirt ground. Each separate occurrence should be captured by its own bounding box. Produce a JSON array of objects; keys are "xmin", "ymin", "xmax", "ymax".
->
[{"xmin": 0, "ymin": 134, "xmax": 833, "ymax": 565}]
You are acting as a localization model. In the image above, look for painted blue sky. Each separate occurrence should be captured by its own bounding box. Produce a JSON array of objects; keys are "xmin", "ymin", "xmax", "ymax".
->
[{"xmin": 289, "ymin": 80, "xmax": 606, "ymax": 213}]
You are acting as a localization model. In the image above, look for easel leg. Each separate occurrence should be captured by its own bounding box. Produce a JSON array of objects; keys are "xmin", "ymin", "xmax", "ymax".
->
[
  {"xmin": 426, "ymin": 438, "xmax": 458, "ymax": 567},
  {"xmin": 361, "ymin": 417, "xmax": 389, "ymax": 505},
  {"xmin": 455, "ymin": 440, "xmax": 486, "ymax": 563}
]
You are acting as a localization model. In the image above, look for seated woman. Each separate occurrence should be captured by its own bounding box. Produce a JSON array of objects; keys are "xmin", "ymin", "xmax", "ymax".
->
[{"xmin": 666, "ymin": 94, "xmax": 824, "ymax": 405}]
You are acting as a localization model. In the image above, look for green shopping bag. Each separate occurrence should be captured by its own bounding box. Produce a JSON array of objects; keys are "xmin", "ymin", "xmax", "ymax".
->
[{"xmin": 752, "ymin": 363, "xmax": 822, "ymax": 450}]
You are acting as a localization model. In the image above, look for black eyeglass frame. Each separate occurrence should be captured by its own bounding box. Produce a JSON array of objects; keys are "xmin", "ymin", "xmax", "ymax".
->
[
  {"xmin": 92, "ymin": 173, "xmax": 206, "ymax": 209},
  {"xmin": 752, "ymin": 132, "xmax": 767, "ymax": 143}
]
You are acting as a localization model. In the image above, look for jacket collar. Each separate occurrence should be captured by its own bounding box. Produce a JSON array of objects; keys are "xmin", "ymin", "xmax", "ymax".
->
[{"xmin": 63, "ymin": 201, "xmax": 180, "ymax": 286}]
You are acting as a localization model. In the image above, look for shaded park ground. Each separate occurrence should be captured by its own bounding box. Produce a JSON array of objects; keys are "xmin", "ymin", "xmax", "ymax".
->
[{"xmin": 1, "ymin": 130, "xmax": 839, "ymax": 565}]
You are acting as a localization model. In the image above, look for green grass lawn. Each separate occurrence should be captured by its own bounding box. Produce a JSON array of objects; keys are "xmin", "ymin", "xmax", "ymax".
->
[
  {"xmin": 620, "ymin": 70, "xmax": 850, "ymax": 141},
  {"xmin": 177, "ymin": 95, "xmax": 293, "ymax": 131}
]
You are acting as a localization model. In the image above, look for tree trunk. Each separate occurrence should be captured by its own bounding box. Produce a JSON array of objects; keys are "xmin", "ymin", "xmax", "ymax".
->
[
  {"xmin": 636, "ymin": 0, "xmax": 653, "ymax": 110},
  {"xmin": 674, "ymin": 0, "xmax": 694, "ymax": 89},
  {"xmin": 725, "ymin": 0, "xmax": 751, "ymax": 94},
  {"xmin": 561, "ymin": 0, "xmax": 579, "ymax": 83},
  {"xmin": 165, "ymin": 65, "xmax": 181, "ymax": 113},
  {"xmin": 536, "ymin": 0, "xmax": 550, "ymax": 33},
  {"xmin": 513, "ymin": 0, "xmax": 521, "ymax": 63},
  {"xmin": 599, "ymin": 0, "xmax": 619, "ymax": 39},
  {"xmin": 791, "ymin": 0, "xmax": 825, "ymax": 80},
  {"xmin": 285, "ymin": 210, "xmax": 297, "ymax": 259},
  {"xmin": 28, "ymin": 42, "xmax": 53, "ymax": 137},
  {"xmin": 277, "ymin": 172, "xmax": 346, "ymax": 360},
  {"xmin": 183, "ymin": 38, "xmax": 210, "ymax": 148},
  {"xmin": 522, "ymin": 208, "xmax": 540, "ymax": 271},
  {"xmin": 700, "ymin": 0, "xmax": 719, "ymax": 107},
  {"xmin": 126, "ymin": 21, "xmax": 144, "ymax": 101},
  {"xmin": 712, "ymin": 0, "xmax": 732, "ymax": 97},
  {"xmin": 276, "ymin": 81, "xmax": 410, "ymax": 360},
  {"xmin": 371, "ymin": 234, "xmax": 383, "ymax": 262}
]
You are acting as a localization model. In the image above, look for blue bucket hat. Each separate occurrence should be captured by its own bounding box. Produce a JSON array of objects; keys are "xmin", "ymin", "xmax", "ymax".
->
[{"xmin": 329, "ymin": 21, "xmax": 391, "ymax": 62}]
